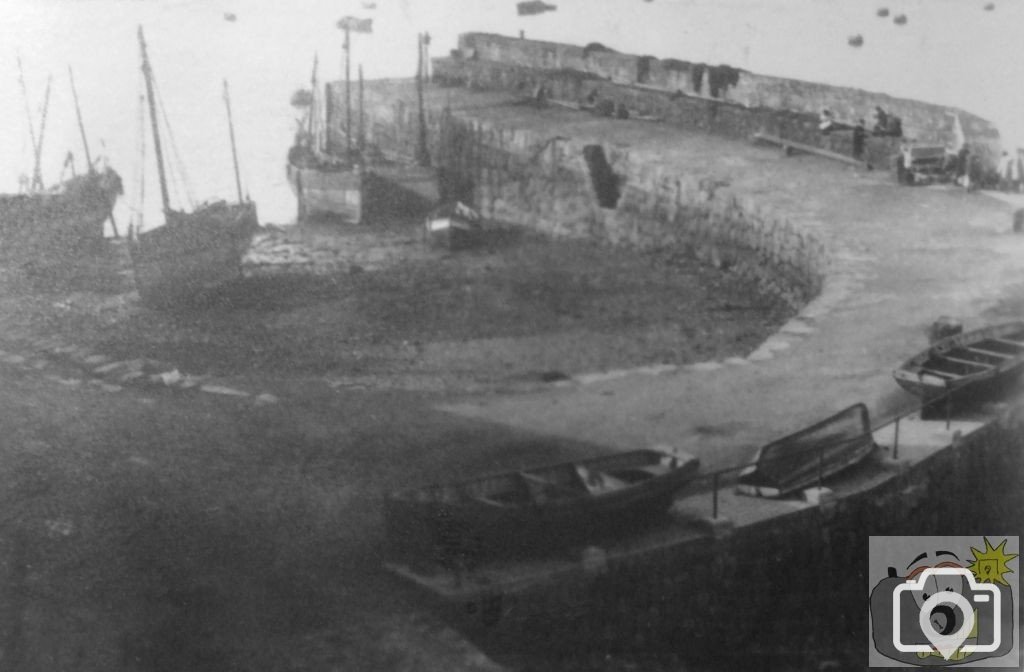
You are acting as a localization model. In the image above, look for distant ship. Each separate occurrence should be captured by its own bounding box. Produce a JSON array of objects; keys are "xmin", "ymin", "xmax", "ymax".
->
[
  {"xmin": 130, "ymin": 27, "xmax": 258, "ymax": 308},
  {"xmin": 517, "ymin": 1, "xmax": 557, "ymax": 16}
]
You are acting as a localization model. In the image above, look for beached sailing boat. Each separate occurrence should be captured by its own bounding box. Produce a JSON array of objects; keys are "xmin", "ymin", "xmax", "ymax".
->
[
  {"xmin": 364, "ymin": 32, "xmax": 441, "ymax": 209},
  {"xmin": 0, "ymin": 61, "xmax": 122, "ymax": 259},
  {"xmin": 130, "ymin": 27, "xmax": 258, "ymax": 308},
  {"xmin": 286, "ymin": 18, "xmax": 367, "ymax": 223}
]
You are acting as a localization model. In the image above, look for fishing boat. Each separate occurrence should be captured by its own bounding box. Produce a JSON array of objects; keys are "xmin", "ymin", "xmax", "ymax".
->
[
  {"xmin": 362, "ymin": 32, "xmax": 440, "ymax": 211},
  {"xmin": 892, "ymin": 321, "xmax": 1024, "ymax": 400},
  {"xmin": 0, "ymin": 170, "xmax": 122, "ymax": 256},
  {"xmin": 286, "ymin": 25, "xmax": 366, "ymax": 223},
  {"xmin": 130, "ymin": 27, "xmax": 258, "ymax": 308},
  {"xmin": 0, "ymin": 63, "xmax": 122, "ymax": 259},
  {"xmin": 385, "ymin": 447, "xmax": 699, "ymax": 561},
  {"xmin": 517, "ymin": 1, "xmax": 558, "ymax": 16},
  {"xmin": 737, "ymin": 403, "xmax": 877, "ymax": 498}
]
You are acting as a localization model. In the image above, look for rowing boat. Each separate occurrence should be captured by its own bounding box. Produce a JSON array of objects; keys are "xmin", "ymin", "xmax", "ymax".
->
[
  {"xmin": 385, "ymin": 448, "xmax": 699, "ymax": 562},
  {"xmin": 737, "ymin": 403, "xmax": 877, "ymax": 498},
  {"xmin": 892, "ymin": 321, "xmax": 1024, "ymax": 400}
]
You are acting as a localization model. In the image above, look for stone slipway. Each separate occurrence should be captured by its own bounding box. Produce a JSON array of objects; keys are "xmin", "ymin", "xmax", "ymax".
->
[{"xmin": 421, "ymin": 90, "xmax": 1024, "ymax": 473}]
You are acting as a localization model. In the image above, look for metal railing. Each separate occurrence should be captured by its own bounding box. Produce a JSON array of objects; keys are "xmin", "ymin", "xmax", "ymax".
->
[{"xmin": 697, "ymin": 387, "xmax": 967, "ymax": 520}]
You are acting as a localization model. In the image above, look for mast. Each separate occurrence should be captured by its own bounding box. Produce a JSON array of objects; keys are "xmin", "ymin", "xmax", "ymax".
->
[
  {"xmin": 137, "ymin": 26, "xmax": 172, "ymax": 215},
  {"xmin": 223, "ymin": 80, "xmax": 244, "ymax": 203},
  {"xmin": 308, "ymin": 54, "xmax": 319, "ymax": 147},
  {"xmin": 358, "ymin": 64, "xmax": 365, "ymax": 152},
  {"xmin": 16, "ymin": 55, "xmax": 43, "ymax": 191},
  {"xmin": 344, "ymin": 24, "xmax": 352, "ymax": 156},
  {"xmin": 415, "ymin": 33, "xmax": 430, "ymax": 167},
  {"xmin": 32, "ymin": 76, "xmax": 53, "ymax": 191},
  {"xmin": 68, "ymin": 66, "xmax": 94, "ymax": 173}
]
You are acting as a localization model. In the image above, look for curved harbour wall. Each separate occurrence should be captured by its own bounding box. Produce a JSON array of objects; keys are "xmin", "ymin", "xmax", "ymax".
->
[
  {"xmin": 342, "ymin": 83, "xmax": 827, "ymax": 311},
  {"xmin": 445, "ymin": 33, "xmax": 1002, "ymax": 167}
]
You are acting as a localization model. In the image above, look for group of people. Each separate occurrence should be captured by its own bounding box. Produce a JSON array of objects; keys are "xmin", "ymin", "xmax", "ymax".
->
[{"xmin": 818, "ymin": 105, "xmax": 903, "ymax": 160}]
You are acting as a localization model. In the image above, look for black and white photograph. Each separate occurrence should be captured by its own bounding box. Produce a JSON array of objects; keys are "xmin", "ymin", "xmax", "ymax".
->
[{"xmin": 0, "ymin": 0, "xmax": 1022, "ymax": 669}]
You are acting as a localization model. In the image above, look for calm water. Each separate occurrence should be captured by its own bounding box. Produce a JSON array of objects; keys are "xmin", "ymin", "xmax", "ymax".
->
[{"xmin": 1, "ymin": 0, "xmax": 1022, "ymax": 229}]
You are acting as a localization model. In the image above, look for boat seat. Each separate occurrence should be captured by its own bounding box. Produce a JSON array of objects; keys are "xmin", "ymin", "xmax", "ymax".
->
[
  {"xmin": 626, "ymin": 464, "xmax": 674, "ymax": 478},
  {"xmin": 937, "ymin": 355, "xmax": 994, "ymax": 369},
  {"xmin": 574, "ymin": 465, "xmax": 628, "ymax": 494},
  {"xmin": 519, "ymin": 472, "xmax": 584, "ymax": 503},
  {"xmin": 965, "ymin": 346, "xmax": 1014, "ymax": 359},
  {"xmin": 917, "ymin": 367, "xmax": 958, "ymax": 379},
  {"xmin": 992, "ymin": 337, "xmax": 1024, "ymax": 349}
]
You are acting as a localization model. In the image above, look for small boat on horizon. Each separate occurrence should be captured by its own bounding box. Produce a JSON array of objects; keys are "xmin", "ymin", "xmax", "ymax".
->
[
  {"xmin": 892, "ymin": 321, "xmax": 1024, "ymax": 402},
  {"xmin": 517, "ymin": 1, "xmax": 557, "ymax": 16},
  {"xmin": 130, "ymin": 27, "xmax": 258, "ymax": 309}
]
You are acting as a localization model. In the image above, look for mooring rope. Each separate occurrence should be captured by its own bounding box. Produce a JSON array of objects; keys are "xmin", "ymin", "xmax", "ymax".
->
[
  {"xmin": 131, "ymin": 80, "xmax": 147, "ymax": 232},
  {"xmin": 153, "ymin": 77, "xmax": 195, "ymax": 209}
]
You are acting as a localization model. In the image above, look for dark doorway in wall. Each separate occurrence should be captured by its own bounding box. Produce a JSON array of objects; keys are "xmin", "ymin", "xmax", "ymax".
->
[
  {"xmin": 637, "ymin": 56, "xmax": 655, "ymax": 84},
  {"xmin": 582, "ymin": 144, "xmax": 621, "ymax": 209}
]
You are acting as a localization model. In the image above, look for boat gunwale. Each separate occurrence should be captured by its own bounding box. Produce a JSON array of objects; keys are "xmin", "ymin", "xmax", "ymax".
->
[
  {"xmin": 387, "ymin": 448, "xmax": 696, "ymax": 505},
  {"xmin": 893, "ymin": 322, "xmax": 1024, "ymax": 393}
]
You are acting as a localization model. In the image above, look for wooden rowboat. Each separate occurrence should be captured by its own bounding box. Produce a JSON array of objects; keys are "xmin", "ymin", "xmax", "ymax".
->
[
  {"xmin": 385, "ymin": 448, "xmax": 699, "ymax": 562},
  {"xmin": 892, "ymin": 322, "xmax": 1024, "ymax": 400}
]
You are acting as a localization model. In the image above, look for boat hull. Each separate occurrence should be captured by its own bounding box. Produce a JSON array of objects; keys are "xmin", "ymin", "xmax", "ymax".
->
[
  {"xmin": 0, "ymin": 169, "xmax": 123, "ymax": 257},
  {"xmin": 736, "ymin": 403, "xmax": 876, "ymax": 498},
  {"xmin": 424, "ymin": 216, "xmax": 478, "ymax": 250},
  {"xmin": 130, "ymin": 201, "xmax": 258, "ymax": 308},
  {"xmin": 385, "ymin": 449, "xmax": 699, "ymax": 563},
  {"xmin": 287, "ymin": 160, "xmax": 362, "ymax": 223},
  {"xmin": 892, "ymin": 322, "xmax": 1024, "ymax": 402}
]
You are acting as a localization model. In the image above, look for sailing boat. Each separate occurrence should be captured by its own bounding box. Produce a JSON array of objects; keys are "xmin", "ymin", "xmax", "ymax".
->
[
  {"xmin": 360, "ymin": 33, "xmax": 441, "ymax": 210},
  {"xmin": 130, "ymin": 27, "xmax": 259, "ymax": 308},
  {"xmin": 0, "ymin": 63, "xmax": 122, "ymax": 259},
  {"xmin": 286, "ymin": 43, "xmax": 363, "ymax": 223}
]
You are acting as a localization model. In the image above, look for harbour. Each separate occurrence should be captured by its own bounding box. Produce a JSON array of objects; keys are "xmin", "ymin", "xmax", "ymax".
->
[{"xmin": 0, "ymin": 2, "xmax": 1022, "ymax": 670}]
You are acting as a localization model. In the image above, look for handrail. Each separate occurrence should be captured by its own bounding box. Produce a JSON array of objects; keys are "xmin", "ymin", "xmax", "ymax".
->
[{"xmin": 692, "ymin": 386, "xmax": 967, "ymax": 519}]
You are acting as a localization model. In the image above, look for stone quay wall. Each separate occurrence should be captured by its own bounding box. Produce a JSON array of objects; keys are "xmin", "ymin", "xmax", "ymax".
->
[
  {"xmin": 425, "ymin": 405, "xmax": 1024, "ymax": 661},
  {"xmin": 336, "ymin": 83, "xmax": 828, "ymax": 309},
  {"xmin": 441, "ymin": 32, "xmax": 1001, "ymax": 168}
]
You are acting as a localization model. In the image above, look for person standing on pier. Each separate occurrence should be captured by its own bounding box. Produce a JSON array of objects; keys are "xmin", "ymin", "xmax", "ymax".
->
[
  {"xmin": 852, "ymin": 119, "xmax": 867, "ymax": 160},
  {"xmin": 997, "ymin": 151, "xmax": 1013, "ymax": 191}
]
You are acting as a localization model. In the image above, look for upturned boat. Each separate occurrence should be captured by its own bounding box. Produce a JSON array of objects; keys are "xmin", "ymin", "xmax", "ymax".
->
[
  {"xmin": 130, "ymin": 27, "xmax": 258, "ymax": 308},
  {"xmin": 892, "ymin": 321, "xmax": 1024, "ymax": 400},
  {"xmin": 736, "ymin": 403, "xmax": 878, "ymax": 499},
  {"xmin": 385, "ymin": 447, "xmax": 699, "ymax": 562}
]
